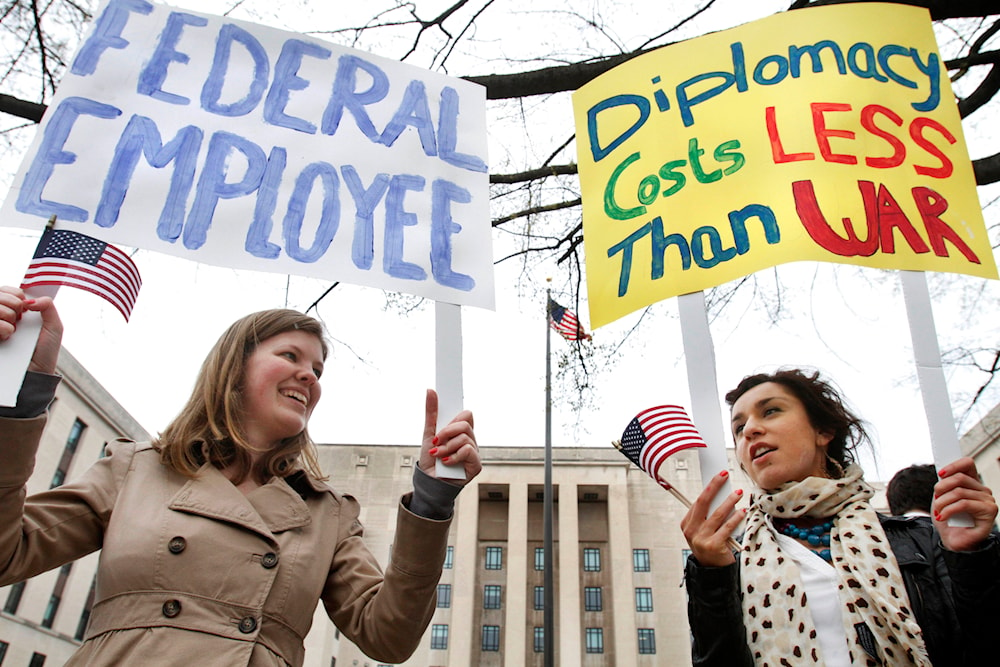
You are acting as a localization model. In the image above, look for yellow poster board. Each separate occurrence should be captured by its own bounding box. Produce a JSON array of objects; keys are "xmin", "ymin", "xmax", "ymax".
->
[{"xmin": 573, "ymin": 3, "xmax": 996, "ymax": 329}]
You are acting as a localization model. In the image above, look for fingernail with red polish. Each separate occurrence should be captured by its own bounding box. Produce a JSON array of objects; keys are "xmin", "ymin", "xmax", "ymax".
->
[
  {"xmin": 432, "ymin": 436, "xmax": 439, "ymax": 446},
  {"xmin": 735, "ymin": 488, "xmax": 744, "ymax": 496},
  {"xmin": 442, "ymin": 456, "xmax": 451, "ymax": 463},
  {"xmin": 429, "ymin": 447, "xmax": 439, "ymax": 456},
  {"xmin": 23, "ymin": 299, "xmax": 36, "ymax": 306},
  {"xmin": 720, "ymin": 470, "xmax": 729, "ymax": 478},
  {"xmin": 938, "ymin": 468, "xmax": 949, "ymax": 477}
]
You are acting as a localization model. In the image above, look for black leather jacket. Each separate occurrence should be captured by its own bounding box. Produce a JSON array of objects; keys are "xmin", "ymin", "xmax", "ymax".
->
[{"xmin": 686, "ymin": 515, "xmax": 1000, "ymax": 666}]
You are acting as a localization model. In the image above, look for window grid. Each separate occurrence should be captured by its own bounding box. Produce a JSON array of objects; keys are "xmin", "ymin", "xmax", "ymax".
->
[
  {"xmin": 430, "ymin": 624, "xmax": 449, "ymax": 650},
  {"xmin": 533, "ymin": 586, "xmax": 544, "ymax": 611},
  {"xmin": 533, "ymin": 627, "xmax": 544, "ymax": 653},
  {"xmin": 584, "ymin": 586, "xmax": 603, "ymax": 612},
  {"xmin": 585, "ymin": 627, "xmax": 604, "ymax": 654},
  {"xmin": 483, "ymin": 584, "xmax": 502, "ymax": 610},
  {"xmin": 443, "ymin": 546, "xmax": 454, "ymax": 569},
  {"xmin": 583, "ymin": 547, "xmax": 601, "ymax": 572},
  {"xmin": 635, "ymin": 587, "xmax": 653, "ymax": 612},
  {"xmin": 481, "ymin": 625, "xmax": 500, "ymax": 652},
  {"xmin": 638, "ymin": 628, "xmax": 656, "ymax": 654},
  {"xmin": 437, "ymin": 584, "xmax": 451, "ymax": 608},
  {"xmin": 534, "ymin": 547, "xmax": 544, "ymax": 571},
  {"xmin": 633, "ymin": 548, "xmax": 651, "ymax": 572},
  {"xmin": 484, "ymin": 546, "xmax": 503, "ymax": 570}
]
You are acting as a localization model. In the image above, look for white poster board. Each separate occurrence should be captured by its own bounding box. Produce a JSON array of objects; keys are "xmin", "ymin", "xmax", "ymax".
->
[{"xmin": 1, "ymin": 0, "xmax": 494, "ymax": 309}]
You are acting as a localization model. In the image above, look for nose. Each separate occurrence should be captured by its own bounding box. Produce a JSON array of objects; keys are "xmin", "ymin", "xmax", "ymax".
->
[
  {"xmin": 296, "ymin": 366, "xmax": 318, "ymax": 385},
  {"xmin": 743, "ymin": 415, "xmax": 763, "ymax": 440}
]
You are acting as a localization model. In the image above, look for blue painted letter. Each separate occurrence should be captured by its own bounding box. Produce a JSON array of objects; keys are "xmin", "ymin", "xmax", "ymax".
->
[{"xmin": 430, "ymin": 179, "xmax": 474, "ymax": 291}]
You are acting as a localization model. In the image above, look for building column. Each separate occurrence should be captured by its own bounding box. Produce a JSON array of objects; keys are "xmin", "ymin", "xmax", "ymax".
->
[
  {"xmin": 557, "ymin": 477, "xmax": 581, "ymax": 665},
  {"xmin": 504, "ymin": 481, "xmax": 528, "ymax": 666},
  {"xmin": 450, "ymin": 477, "xmax": 480, "ymax": 664},
  {"xmin": 608, "ymin": 471, "xmax": 637, "ymax": 667}
]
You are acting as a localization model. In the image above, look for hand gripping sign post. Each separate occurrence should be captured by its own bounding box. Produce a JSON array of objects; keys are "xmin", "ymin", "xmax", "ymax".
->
[
  {"xmin": 0, "ymin": 0, "xmax": 493, "ymax": 479},
  {"xmin": 572, "ymin": 3, "xmax": 997, "ymax": 513}
]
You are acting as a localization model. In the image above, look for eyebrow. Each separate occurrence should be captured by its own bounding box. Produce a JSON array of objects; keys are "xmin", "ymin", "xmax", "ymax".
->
[{"xmin": 731, "ymin": 395, "xmax": 783, "ymax": 425}]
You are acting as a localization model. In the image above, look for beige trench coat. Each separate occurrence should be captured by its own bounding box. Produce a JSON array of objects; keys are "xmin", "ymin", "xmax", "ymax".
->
[{"xmin": 0, "ymin": 415, "xmax": 451, "ymax": 666}]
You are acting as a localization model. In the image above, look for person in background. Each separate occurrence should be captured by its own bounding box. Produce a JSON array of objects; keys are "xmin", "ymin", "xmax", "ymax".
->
[
  {"xmin": 887, "ymin": 463, "xmax": 937, "ymax": 517},
  {"xmin": 0, "ymin": 285, "xmax": 481, "ymax": 666},
  {"xmin": 681, "ymin": 368, "xmax": 999, "ymax": 667}
]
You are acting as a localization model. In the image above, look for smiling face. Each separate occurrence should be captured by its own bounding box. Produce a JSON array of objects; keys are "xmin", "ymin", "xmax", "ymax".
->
[
  {"xmin": 731, "ymin": 382, "xmax": 833, "ymax": 490},
  {"xmin": 241, "ymin": 330, "xmax": 325, "ymax": 452}
]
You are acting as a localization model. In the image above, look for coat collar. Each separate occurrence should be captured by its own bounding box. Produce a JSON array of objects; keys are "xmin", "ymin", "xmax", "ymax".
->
[{"xmin": 168, "ymin": 464, "xmax": 313, "ymax": 542}]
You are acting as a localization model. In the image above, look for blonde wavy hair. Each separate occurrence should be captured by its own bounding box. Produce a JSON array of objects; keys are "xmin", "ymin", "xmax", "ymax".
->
[{"xmin": 156, "ymin": 309, "xmax": 329, "ymax": 484}]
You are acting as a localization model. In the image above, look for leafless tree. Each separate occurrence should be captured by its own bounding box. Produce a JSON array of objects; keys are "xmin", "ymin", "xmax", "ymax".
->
[{"xmin": 1, "ymin": 0, "xmax": 998, "ymax": 422}]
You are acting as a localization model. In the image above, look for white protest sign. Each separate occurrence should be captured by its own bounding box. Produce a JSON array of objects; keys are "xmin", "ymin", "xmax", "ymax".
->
[{"xmin": 0, "ymin": 0, "xmax": 493, "ymax": 309}]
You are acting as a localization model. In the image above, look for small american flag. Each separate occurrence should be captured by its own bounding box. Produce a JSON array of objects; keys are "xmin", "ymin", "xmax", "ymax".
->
[
  {"xmin": 548, "ymin": 298, "xmax": 590, "ymax": 341},
  {"xmin": 618, "ymin": 405, "xmax": 707, "ymax": 483},
  {"xmin": 21, "ymin": 229, "xmax": 142, "ymax": 321}
]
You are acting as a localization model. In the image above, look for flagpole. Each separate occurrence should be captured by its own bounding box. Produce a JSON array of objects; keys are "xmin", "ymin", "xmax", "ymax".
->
[{"xmin": 543, "ymin": 283, "xmax": 555, "ymax": 667}]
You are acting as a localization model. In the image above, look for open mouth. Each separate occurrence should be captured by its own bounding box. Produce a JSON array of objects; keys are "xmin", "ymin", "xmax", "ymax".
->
[
  {"xmin": 280, "ymin": 389, "xmax": 308, "ymax": 406},
  {"xmin": 752, "ymin": 446, "xmax": 776, "ymax": 461}
]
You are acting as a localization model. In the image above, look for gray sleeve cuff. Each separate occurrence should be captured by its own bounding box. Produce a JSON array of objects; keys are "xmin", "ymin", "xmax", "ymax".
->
[
  {"xmin": 0, "ymin": 371, "xmax": 60, "ymax": 418},
  {"xmin": 407, "ymin": 466, "xmax": 462, "ymax": 520}
]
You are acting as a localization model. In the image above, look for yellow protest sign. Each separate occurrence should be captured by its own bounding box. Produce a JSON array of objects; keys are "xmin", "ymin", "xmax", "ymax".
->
[{"xmin": 573, "ymin": 3, "xmax": 996, "ymax": 329}]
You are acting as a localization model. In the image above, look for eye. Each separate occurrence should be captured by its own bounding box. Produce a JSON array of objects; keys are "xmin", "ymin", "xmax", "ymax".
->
[
  {"xmin": 733, "ymin": 423, "xmax": 745, "ymax": 437},
  {"xmin": 764, "ymin": 406, "xmax": 780, "ymax": 416},
  {"xmin": 281, "ymin": 351, "xmax": 297, "ymax": 362},
  {"xmin": 313, "ymin": 366, "xmax": 323, "ymax": 380}
]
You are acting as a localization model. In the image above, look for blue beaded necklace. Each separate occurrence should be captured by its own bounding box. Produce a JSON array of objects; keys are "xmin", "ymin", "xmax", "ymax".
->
[{"xmin": 778, "ymin": 520, "xmax": 834, "ymax": 562}]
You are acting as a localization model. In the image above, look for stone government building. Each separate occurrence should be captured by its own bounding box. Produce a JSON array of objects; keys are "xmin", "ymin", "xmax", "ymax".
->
[{"xmin": 3, "ymin": 349, "xmax": 998, "ymax": 666}]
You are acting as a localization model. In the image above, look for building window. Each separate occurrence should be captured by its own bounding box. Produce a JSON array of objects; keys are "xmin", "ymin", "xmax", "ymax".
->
[
  {"xmin": 682, "ymin": 548, "xmax": 692, "ymax": 565},
  {"xmin": 633, "ymin": 548, "xmax": 651, "ymax": 572},
  {"xmin": 437, "ymin": 584, "xmax": 451, "ymax": 608},
  {"xmin": 0, "ymin": 641, "xmax": 8, "ymax": 662},
  {"xmin": 485, "ymin": 546, "xmax": 503, "ymax": 570},
  {"xmin": 29, "ymin": 653, "xmax": 47, "ymax": 667},
  {"xmin": 534, "ymin": 547, "xmax": 545, "ymax": 570},
  {"xmin": 533, "ymin": 586, "xmax": 544, "ymax": 611},
  {"xmin": 329, "ymin": 658, "xmax": 336, "ymax": 667},
  {"xmin": 50, "ymin": 419, "xmax": 86, "ymax": 488},
  {"xmin": 638, "ymin": 628, "xmax": 656, "ymax": 654},
  {"xmin": 583, "ymin": 547, "xmax": 601, "ymax": 572},
  {"xmin": 635, "ymin": 587, "xmax": 653, "ymax": 612},
  {"xmin": 481, "ymin": 625, "xmax": 500, "ymax": 651},
  {"xmin": 585, "ymin": 627, "xmax": 604, "ymax": 654},
  {"xmin": 430, "ymin": 624, "xmax": 449, "ymax": 650},
  {"xmin": 584, "ymin": 586, "xmax": 603, "ymax": 612},
  {"xmin": 75, "ymin": 576, "xmax": 98, "ymax": 640},
  {"xmin": 4, "ymin": 580, "xmax": 25, "ymax": 614},
  {"xmin": 41, "ymin": 563, "xmax": 73, "ymax": 628},
  {"xmin": 533, "ymin": 627, "xmax": 544, "ymax": 653},
  {"xmin": 483, "ymin": 584, "xmax": 502, "ymax": 609},
  {"xmin": 444, "ymin": 546, "xmax": 454, "ymax": 569}
]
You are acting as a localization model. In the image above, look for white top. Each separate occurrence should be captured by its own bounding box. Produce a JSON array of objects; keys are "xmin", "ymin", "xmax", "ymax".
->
[{"xmin": 776, "ymin": 532, "xmax": 851, "ymax": 667}]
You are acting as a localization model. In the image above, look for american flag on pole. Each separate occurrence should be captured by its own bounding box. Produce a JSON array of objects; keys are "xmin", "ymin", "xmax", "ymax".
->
[
  {"xmin": 21, "ymin": 229, "xmax": 142, "ymax": 321},
  {"xmin": 618, "ymin": 405, "xmax": 707, "ymax": 484},
  {"xmin": 548, "ymin": 298, "xmax": 591, "ymax": 341}
]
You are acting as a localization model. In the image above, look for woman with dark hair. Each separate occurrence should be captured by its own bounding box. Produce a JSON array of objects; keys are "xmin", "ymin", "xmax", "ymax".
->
[
  {"xmin": 681, "ymin": 368, "xmax": 999, "ymax": 667},
  {"xmin": 0, "ymin": 286, "xmax": 481, "ymax": 666}
]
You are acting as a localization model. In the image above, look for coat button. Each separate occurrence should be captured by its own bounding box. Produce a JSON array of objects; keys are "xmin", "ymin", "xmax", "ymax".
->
[
  {"xmin": 167, "ymin": 536, "xmax": 187, "ymax": 554},
  {"xmin": 238, "ymin": 616, "xmax": 258, "ymax": 634},
  {"xmin": 261, "ymin": 552, "xmax": 279, "ymax": 569},
  {"xmin": 162, "ymin": 599, "xmax": 182, "ymax": 618}
]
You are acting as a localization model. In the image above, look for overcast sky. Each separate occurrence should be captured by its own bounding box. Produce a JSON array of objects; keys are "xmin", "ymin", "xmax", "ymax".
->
[{"xmin": 1, "ymin": 0, "xmax": 998, "ymax": 484}]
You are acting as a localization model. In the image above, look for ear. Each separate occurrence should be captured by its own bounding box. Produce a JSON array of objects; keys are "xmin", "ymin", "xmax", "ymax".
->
[{"xmin": 816, "ymin": 430, "xmax": 834, "ymax": 448}]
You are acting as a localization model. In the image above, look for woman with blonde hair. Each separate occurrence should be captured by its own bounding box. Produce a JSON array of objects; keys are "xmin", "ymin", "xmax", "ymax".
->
[{"xmin": 0, "ymin": 285, "xmax": 481, "ymax": 666}]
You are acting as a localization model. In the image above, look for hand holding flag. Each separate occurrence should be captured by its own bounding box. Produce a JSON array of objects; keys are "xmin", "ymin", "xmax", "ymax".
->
[{"xmin": 614, "ymin": 405, "xmax": 741, "ymax": 550}]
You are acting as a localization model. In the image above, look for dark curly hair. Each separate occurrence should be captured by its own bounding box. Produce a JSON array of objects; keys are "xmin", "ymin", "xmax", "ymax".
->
[{"xmin": 725, "ymin": 368, "xmax": 870, "ymax": 478}]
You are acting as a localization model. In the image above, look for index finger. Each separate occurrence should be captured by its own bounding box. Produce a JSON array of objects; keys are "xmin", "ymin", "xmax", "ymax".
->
[
  {"xmin": 691, "ymin": 470, "xmax": 732, "ymax": 518},
  {"xmin": 423, "ymin": 389, "xmax": 439, "ymax": 441}
]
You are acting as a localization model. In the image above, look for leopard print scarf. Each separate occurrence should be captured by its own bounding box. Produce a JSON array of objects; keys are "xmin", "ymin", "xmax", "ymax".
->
[{"xmin": 740, "ymin": 465, "xmax": 930, "ymax": 666}]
